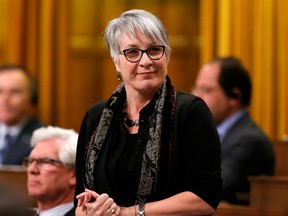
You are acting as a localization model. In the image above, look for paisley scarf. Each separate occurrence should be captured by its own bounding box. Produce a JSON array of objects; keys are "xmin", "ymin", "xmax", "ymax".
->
[{"xmin": 84, "ymin": 76, "xmax": 175, "ymax": 203}]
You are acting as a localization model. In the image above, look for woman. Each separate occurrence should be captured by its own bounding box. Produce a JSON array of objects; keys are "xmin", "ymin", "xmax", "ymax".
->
[{"xmin": 75, "ymin": 9, "xmax": 222, "ymax": 216}]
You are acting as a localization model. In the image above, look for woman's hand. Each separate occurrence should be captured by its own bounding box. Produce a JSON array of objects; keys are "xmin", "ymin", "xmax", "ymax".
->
[{"xmin": 76, "ymin": 189, "xmax": 120, "ymax": 216}]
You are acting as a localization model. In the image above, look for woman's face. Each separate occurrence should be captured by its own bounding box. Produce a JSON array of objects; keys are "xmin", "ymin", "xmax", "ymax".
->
[{"xmin": 115, "ymin": 31, "xmax": 168, "ymax": 96}]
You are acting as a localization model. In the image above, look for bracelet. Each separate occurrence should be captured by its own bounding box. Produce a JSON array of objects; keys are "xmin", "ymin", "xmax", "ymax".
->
[{"xmin": 138, "ymin": 203, "xmax": 145, "ymax": 216}]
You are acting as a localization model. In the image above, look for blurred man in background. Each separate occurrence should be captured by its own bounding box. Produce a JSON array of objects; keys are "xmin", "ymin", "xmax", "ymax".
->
[
  {"xmin": 193, "ymin": 56, "xmax": 275, "ymax": 204},
  {"xmin": 0, "ymin": 65, "xmax": 44, "ymax": 165}
]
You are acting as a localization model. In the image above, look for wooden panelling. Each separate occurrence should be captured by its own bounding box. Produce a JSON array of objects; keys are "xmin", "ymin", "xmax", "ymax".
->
[
  {"xmin": 0, "ymin": 0, "xmax": 287, "ymax": 142},
  {"xmin": 273, "ymin": 140, "xmax": 288, "ymax": 176}
]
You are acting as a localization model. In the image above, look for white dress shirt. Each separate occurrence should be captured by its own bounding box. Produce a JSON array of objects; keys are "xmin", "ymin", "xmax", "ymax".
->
[{"xmin": 38, "ymin": 202, "xmax": 74, "ymax": 216}]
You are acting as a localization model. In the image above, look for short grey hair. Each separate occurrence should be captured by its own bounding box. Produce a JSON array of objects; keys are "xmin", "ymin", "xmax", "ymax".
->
[
  {"xmin": 30, "ymin": 126, "xmax": 78, "ymax": 167},
  {"xmin": 104, "ymin": 9, "xmax": 171, "ymax": 63}
]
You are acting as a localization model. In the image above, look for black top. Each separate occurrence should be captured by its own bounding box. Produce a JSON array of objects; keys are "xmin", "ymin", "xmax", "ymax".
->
[{"xmin": 75, "ymin": 91, "xmax": 222, "ymax": 209}]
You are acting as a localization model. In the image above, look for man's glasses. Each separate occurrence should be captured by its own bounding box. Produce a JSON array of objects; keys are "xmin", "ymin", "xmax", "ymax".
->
[
  {"xmin": 22, "ymin": 157, "xmax": 67, "ymax": 170},
  {"xmin": 118, "ymin": 46, "xmax": 165, "ymax": 63}
]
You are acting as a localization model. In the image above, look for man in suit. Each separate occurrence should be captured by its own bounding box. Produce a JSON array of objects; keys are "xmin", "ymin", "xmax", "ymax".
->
[
  {"xmin": 193, "ymin": 56, "xmax": 275, "ymax": 204},
  {"xmin": 0, "ymin": 65, "xmax": 44, "ymax": 165},
  {"xmin": 23, "ymin": 126, "xmax": 78, "ymax": 216}
]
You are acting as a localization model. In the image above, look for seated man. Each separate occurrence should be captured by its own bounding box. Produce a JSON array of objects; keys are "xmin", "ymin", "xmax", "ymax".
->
[
  {"xmin": 23, "ymin": 126, "xmax": 78, "ymax": 216},
  {"xmin": 0, "ymin": 64, "xmax": 45, "ymax": 165},
  {"xmin": 193, "ymin": 56, "xmax": 275, "ymax": 204}
]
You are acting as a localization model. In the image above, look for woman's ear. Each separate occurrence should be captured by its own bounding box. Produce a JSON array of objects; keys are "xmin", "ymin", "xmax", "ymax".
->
[
  {"xmin": 114, "ymin": 59, "xmax": 120, "ymax": 72},
  {"xmin": 114, "ymin": 60, "xmax": 122, "ymax": 81}
]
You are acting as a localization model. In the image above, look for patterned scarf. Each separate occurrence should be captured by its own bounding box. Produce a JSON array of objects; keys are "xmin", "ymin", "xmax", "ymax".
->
[{"xmin": 84, "ymin": 76, "xmax": 175, "ymax": 203}]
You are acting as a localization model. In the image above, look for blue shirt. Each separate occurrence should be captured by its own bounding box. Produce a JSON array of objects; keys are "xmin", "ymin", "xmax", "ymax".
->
[{"xmin": 217, "ymin": 109, "xmax": 246, "ymax": 142}]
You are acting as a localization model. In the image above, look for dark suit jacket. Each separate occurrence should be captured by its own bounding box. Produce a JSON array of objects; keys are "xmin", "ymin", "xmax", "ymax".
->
[
  {"xmin": 0, "ymin": 117, "xmax": 44, "ymax": 165},
  {"xmin": 221, "ymin": 111, "xmax": 275, "ymax": 204}
]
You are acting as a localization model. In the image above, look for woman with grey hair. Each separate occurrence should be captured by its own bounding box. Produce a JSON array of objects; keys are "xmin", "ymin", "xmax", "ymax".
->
[{"xmin": 75, "ymin": 9, "xmax": 222, "ymax": 216}]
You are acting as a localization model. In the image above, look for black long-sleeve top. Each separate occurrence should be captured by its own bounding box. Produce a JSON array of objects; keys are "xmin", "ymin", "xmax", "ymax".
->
[{"xmin": 75, "ymin": 91, "xmax": 222, "ymax": 209}]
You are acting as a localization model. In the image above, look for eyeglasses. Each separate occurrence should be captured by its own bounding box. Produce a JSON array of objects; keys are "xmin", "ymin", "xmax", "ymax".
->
[
  {"xmin": 22, "ymin": 157, "xmax": 65, "ymax": 170},
  {"xmin": 118, "ymin": 46, "xmax": 165, "ymax": 63}
]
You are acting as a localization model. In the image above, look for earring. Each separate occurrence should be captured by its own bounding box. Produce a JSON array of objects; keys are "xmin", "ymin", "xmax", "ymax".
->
[{"xmin": 117, "ymin": 71, "xmax": 121, "ymax": 81}]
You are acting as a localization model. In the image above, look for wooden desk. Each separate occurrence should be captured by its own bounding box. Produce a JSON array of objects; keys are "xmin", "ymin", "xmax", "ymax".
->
[
  {"xmin": 0, "ymin": 165, "xmax": 36, "ymax": 207},
  {"xmin": 214, "ymin": 202, "xmax": 288, "ymax": 216},
  {"xmin": 214, "ymin": 140, "xmax": 288, "ymax": 215},
  {"xmin": 214, "ymin": 176, "xmax": 288, "ymax": 216},
  {"xmin": 249, "ymin": 176, "xmax": 288, "ymax": 212}
]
